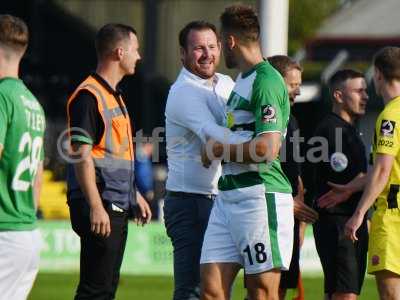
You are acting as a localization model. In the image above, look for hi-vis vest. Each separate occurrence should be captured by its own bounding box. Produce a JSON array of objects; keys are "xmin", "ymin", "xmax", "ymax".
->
[{"xmin": 66, "ymin": 75, "xmax": 135, "ymax": 210}]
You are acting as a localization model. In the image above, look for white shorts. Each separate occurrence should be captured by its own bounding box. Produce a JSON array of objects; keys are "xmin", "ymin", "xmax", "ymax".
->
[
  {"xmin": 0, "ymin": 229, "xmax": 41, "ymax": 300},
  {"xmin": 200, "ymin": 184, "xmax": 294, "ymax": 274}
]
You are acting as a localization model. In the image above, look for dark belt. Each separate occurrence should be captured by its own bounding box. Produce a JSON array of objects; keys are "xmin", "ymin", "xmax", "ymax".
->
[{"xmin": 166, "ymin": 190, "xmax": 216, "ymax": 200}]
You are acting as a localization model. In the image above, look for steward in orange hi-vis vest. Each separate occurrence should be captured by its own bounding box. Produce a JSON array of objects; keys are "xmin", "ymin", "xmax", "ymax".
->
[{"xmin": 67, "ymin": 74, "xmax": 135, "ymax": 211}]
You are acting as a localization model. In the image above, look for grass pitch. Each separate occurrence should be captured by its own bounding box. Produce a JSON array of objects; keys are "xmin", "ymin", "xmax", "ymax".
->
[{"xmin": 29, "ymin": 273, "xmax": 379, "ymax": 299}]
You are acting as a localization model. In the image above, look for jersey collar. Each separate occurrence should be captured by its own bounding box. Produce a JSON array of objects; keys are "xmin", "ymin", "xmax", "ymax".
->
[{"xmin": 241, "ymin": 61, "xmax": 267, "ymax": 79}]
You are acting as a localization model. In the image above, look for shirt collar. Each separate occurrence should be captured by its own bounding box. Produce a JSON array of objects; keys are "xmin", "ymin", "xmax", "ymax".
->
[
  {"xmin": 91, "ymin": 72, "xmax": 122, "ymax": 97},
  {"xmin": 241, "ymin": 61, "xmax": 267, "ymax": 79},
  {"xmin": 180, "ymin": 67, "xmax": 218, "ymax": 87},
  {"xmin": 329, "ymin": 112, "xmax": 356, "ymax": 129}
]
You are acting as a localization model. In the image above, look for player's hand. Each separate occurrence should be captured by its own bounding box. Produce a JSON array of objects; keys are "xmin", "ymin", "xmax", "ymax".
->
[
  {"xmin": 201, "ymin": 139, "xmax": 217, "ymax": 168},
  {"xmin": 293, "ymin": 196, "xmax": 318, "ymax": 223},
  {"xmin": 90, "ymin": 205, "xmax": 111, "ymax": 237},
  {"xmin": 134, "ymin": 194, "xmax": 152, "ymax": 226},
  {"xmin": 317, "ymin": 182, "xmax": 352, "ymax": 208},
  {"xmin": 344, "ymin": 213, "xmax": 363, "ymax": 242},
  {"xmin": 201, "ymin": 144, "xmax": 211, "ymax": 168}
]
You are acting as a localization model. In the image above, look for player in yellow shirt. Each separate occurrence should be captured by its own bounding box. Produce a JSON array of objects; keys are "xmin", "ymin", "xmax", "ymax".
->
[{"xmin": 320, "ymin": 47, "xmax": 400, "ymax": 299}]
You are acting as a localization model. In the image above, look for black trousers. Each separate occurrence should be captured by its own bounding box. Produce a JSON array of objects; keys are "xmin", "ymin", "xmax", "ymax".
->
[
  {"xmin": 69, "ymin": 199, "xmax": 129, "ymax": 300},
  {"xmin": 313, "ymin": 214, "xmax": 368, "ymax": 295}
]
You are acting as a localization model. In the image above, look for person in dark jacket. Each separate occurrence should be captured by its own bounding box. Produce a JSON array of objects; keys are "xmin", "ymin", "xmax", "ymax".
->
[{"xmin": 311, "ymin": 69, "xmax": 369, "ymax": 300}]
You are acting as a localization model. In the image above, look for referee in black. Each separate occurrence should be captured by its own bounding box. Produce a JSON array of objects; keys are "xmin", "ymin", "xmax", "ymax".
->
[{"xmin": 311, "ymin": 69, "xmax": 369, "ymax": 300}]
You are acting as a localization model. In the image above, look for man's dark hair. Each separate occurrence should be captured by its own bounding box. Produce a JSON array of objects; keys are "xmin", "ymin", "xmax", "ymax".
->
[
  {"xmin": 373, "ymin": 46, "xmax": 400, "ymax": 82},
  {"xmin": 179, "ymin": 20, "xmax": 217, "ymax": 49},
  {"xmin": 0, "ymin": 14, "xmax": 28, "ymax": 53},
  {"xmin": 329, "ymin": 69, "xmax": 364, "ymax": 96},
  {"xmin": 268, "ymin": 55, "xmax": 302, "ymax": 77},
  {"xmin": 220, "ymin": 5, "xmax": 259, "ymax": 42},
  {"xmin": 95, "ymin": 23, "xmax": 137, "ymax": 59}
]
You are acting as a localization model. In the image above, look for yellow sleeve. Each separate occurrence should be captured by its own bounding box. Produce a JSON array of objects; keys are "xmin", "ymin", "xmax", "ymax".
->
[{"xmin": 375, "ymin": 109, "xmax": 400, "ymax": 156}]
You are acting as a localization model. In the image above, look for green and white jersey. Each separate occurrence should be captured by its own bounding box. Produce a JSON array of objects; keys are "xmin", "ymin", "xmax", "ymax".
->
[
  {"xmin": 218, "ymin": 61, "xmax": 292, "ymax": 195},
  {"xmin": 0, "ymin": 78, "xmax": 45, "ymax": 231}
]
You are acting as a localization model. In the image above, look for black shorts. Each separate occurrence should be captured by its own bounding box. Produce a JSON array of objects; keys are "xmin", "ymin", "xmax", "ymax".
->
[
  {"xmin": 313, "ymin": 214, "xmax": 368, "ymax": 295},
  {"xmin": 280, "ymin": 220, "xmax": 300, "ymax": 289}
]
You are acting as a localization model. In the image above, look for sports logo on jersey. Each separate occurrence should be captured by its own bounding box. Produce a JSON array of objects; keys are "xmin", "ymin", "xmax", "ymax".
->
[
  {"xmin": 261, "ymin": 105, "xmax": 276, "ymax": 123},
  {"xmin": 380, "ymin": 120, "xmax": 395, "ymax": 137},
  {"xmin": 330, "ymin": 152, "xmax": 348, "ymax": 172}
]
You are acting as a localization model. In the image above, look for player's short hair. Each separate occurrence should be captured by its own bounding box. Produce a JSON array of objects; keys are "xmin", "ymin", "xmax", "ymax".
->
[
  {"xmin": 268, "ymin": 55, "xmax": 302, "ymax": 78},
  {"xmin": 179, "ymin": 20, "xmax": 218, "ymax": 49},
  {"xmin": 373, "ymin": 46, "xmax": 400, "ymax": 82},
  {"xmin": 329, "ymin": 69, "xmax": 364, "ymax": 96},
  {"xmin": 0, "ymin": 14, "xmax": 29, "ymax": 54},
  {"xmin": 95, "ymin": 23, "xmax": 137, "ymax": 59},
  {"xmin": 220, "ymin": 5, "xmax": 260, "ymax": 43}
]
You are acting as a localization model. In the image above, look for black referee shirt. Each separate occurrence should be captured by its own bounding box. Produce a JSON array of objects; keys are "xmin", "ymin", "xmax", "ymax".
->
[
  {"xmin": 311, "ymin": 113, "xmax": 367, "ymax": 215},
  {"xmin": 281, "ymin": 114, "xmax": 301, "ymax": 196}
]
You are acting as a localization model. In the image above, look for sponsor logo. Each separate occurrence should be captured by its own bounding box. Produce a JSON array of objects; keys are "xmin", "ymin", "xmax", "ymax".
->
[
  {"xmin": 330, "ymin": 152, "xmax": 348, "ymax": 172},
  {"xmin": 380, "ymin": 120, "xmax": 395, "ymax": 137},
  {"xmin": 261, "ymin": 105, "xmax": 276, "ymax": 123}
]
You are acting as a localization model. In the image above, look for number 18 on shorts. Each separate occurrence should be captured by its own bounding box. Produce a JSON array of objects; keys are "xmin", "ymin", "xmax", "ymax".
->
[{"xmin": 200, "ymin": 188, "xmax": 294, "ymax": 274}]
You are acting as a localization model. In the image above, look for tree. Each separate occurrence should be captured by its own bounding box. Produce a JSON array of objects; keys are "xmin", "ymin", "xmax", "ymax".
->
[{"xmin": 289, "ymin": 0, "xmax": 340, "ymax": 54}]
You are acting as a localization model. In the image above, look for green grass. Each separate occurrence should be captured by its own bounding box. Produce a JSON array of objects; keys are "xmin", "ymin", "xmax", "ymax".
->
[{"xmin": 29, "ymin": 273, "xmax": 379, "ymax": 300}]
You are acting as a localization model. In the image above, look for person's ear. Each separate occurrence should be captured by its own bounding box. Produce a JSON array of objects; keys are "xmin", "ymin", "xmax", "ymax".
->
[
  {"xmin": 179, "ymin": 46, "xmax": 186, "ymax": 64},
  {"xmin": 115, "ymin": 47, "xmax": 124, "ymax": 61},
  {"xmin": 227, "ymin": 35, "xmax": 235, "ymax": 50},
  {"xmin": 217, "ymin": 41, "xmax": 222, "ymax": 51},
  {"xmin": 333, "ymin": 89, "xmax": 344, "ymax": 104}
]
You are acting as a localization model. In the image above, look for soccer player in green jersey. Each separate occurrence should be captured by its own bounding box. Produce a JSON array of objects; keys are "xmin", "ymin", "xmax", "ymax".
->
[
  {"xmin": 0, "ymin": 15, "xmax": 45, "ymax": 300},
  {"xmin": 200, "ymin": 5, "xmax": 293, "ymax": 300}
]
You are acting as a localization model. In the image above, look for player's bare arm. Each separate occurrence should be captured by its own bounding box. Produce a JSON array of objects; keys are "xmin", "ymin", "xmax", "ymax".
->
[
  {"xmin": 33, "ymin": 162, "xmax": 43, "ymax": 211},
  {"xmin": 72, "ymin": 143, "xmax": 111, "ymax": 237},
  {"xmin": 345, "ymin": 153, "xmax": 394, "ymax": 241},
  {"xmin": 204, "ymin": 132, "xmax": 282, "ymax": 166},
  {"xmin": 0, "ymin": 144, "xmax": 3, "ymax": 159}
]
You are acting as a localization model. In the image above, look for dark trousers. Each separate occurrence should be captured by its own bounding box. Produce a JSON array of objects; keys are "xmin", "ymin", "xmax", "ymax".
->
[
  {"xmin": 313, "ymin": 214, "xmax": 368, "ymax": 295},
  {"xmin": 69, "ymin": 199, "xmax": 129, "ymax": 300},
  {"xmin": 163, "ymin": 192, "xmax": 214, "ymax": 300}
]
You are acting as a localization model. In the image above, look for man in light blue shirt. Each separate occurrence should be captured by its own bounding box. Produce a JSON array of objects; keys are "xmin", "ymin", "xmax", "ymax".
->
[{"xmin": 164, "ymin": 20, "xmax": 240, "ymax": 300}]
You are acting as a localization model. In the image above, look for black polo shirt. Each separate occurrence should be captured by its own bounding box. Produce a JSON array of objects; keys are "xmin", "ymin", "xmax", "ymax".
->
[
  {"xmin": 311, "ymin": 113, "xmax": 367, "ymax": 215},
  {"xmin": 281, "ymin": 114, "xmax": 301, "ymax": 196},
  {"xmin": 69, "ymin": 73, "xmax": 126, "ymax": 145}
]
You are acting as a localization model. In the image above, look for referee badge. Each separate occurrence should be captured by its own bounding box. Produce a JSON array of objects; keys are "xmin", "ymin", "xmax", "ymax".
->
[
  {"xmin": 380, "ymin": 120, "xmax": 396, "ymax": 137},
  {"xmin": 330, "ymin": 152, "xmax": 348, "ymax": 172}
]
